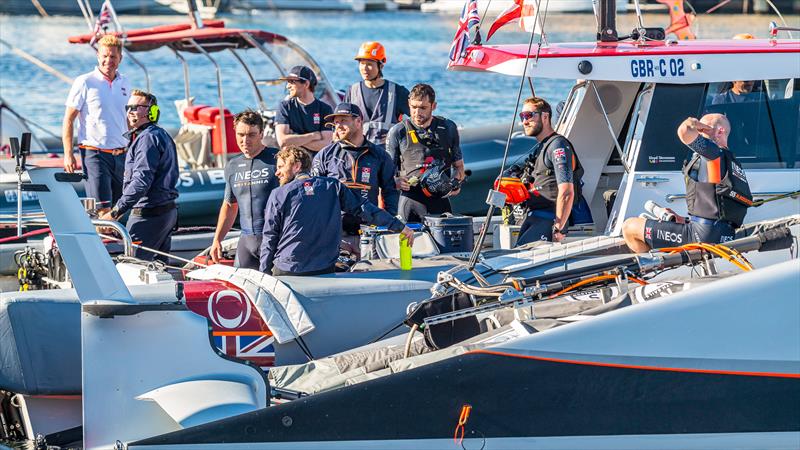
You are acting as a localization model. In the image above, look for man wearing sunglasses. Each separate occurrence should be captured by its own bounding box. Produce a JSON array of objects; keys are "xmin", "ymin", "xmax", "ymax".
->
[
  {"xmin": 311, "ymin": 102, "xmax": 399, "ymax": 257},
  {"xmin": 99, "ymin": 89, "xmax": 179, "ymax": 263},
  {"xmin": 514, "ymin": 97, "xmax": 584, "ymax": 245},
  {"xmin": 275, "ymin": 65, "xmax": 333, "ymax": 154},
  {"xmin": 62, "ymin": 35, "xmax": 130, "ymax": 215}
]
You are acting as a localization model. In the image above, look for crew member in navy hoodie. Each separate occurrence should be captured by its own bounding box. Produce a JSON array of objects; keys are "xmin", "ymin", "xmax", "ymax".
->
[
  {"xmin": 100, "ymin": 89, "xmax": 178, "ymax": 262},
  {"xmin": 260, "ymin": 146, "xmax": 413, "ymax": 276}
]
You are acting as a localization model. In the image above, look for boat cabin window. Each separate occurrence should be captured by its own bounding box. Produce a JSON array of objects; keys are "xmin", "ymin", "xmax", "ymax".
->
[
  {"xmin": 631, "ymin": 83, "xmax": 706, "ymax": 172},
  {"xmin": 626, "ymin": 80, "xmax": 800, "ymax": 172},
  {"xmin": 704, "ymin": 78, "xmax": 799, "ymax": 169}
]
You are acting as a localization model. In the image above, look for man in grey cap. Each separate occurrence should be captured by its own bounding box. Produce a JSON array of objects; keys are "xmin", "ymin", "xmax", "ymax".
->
[
  {"xmin": 275, "ymin": 65, "xmax": 333, "ymax": 154},
  {"xmin": 313, "ymin": 102, "xmax": 400, "ymax": 257}
]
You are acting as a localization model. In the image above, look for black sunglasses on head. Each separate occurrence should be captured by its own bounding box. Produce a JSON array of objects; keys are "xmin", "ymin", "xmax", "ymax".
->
[{"xmin": 519, "ymin": 111, "xmax": 542, "ymax": 121}]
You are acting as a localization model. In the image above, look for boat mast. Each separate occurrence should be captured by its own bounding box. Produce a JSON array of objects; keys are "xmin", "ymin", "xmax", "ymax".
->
[
  {"xmin": 597, "ymin": 0, "xmax": 618, "ymax": 42},
  {"xmin": 186, "ymin": 0, "xmax": 204, "ymax": 29}
]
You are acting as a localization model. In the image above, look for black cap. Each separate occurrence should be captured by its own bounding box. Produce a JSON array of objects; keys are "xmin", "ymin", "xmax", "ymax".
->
[
  {"xmin": 279, "ymin": 65, "xmax": 317, "ymax": 86},
  {"xmin": 324, "ymin": 102, "xmax": 363, "ymax": 121}
]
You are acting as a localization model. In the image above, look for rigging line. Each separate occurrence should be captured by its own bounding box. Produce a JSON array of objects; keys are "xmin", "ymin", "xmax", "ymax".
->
[
  {"xmin": 763, "ymin": 0, "xmax": 794, "ymax": 38},
  {"xmin": 536, "ymin": 0, "xmax": 552, "ymax": 51},
  {"xmin": 496, "ymin": 12, "xmax": 542, "ymax": 180},
  {"xmin": 467, "ymin": 2, "xmax": 543, "ymax": 273},
  {"xmin": 479, "ymin": 0, "xmax": 494, "ymax": 28}
]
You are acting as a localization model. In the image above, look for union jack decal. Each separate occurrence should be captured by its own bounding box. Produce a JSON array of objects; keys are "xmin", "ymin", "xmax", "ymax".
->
[{"xmin": 214, "ymin": 331, "xmax": 276, "ymax": 371}]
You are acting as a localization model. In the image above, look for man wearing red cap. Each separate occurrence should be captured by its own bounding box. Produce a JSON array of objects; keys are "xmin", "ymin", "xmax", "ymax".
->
[{"xmin": 345, "ymin": 42, "xmax": 410, "ymax": 147}]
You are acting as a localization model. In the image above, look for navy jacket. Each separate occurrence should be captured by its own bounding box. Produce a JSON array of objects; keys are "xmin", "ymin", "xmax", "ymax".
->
[
  {"xmin": 259, "ymin": 174, "xmax": 404, "ymax": 274},
  {"xmin": 114, "ymin": 122, "xmax": 179, "ymax": 215},
  {"xmin": 312, "ymin": 139, "xmax": 399, "ymax": 215}
]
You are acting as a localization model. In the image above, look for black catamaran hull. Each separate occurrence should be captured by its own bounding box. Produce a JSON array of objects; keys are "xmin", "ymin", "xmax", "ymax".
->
[{"xmin": 132, "ymin": 350, "xmax": 800, "ymax": 449}]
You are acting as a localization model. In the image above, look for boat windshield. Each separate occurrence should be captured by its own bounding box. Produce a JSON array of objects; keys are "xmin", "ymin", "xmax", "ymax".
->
[
  {"xmin": 622, "ymin": 79, "xmax": 800, "ymax": 171},
  {"xmin": 703, "ymin": 78, "xmax": 799, "ymax": 169}
]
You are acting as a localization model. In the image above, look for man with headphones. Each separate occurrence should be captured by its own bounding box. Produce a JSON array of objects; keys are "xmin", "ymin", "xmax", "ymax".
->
[
  {"xmin": 345, "ymin": 42, "xmax": 410, "ymax": 147},
  {"xmin": 99, "ymin": 89, "xmax": 179, "ymax": 262}
]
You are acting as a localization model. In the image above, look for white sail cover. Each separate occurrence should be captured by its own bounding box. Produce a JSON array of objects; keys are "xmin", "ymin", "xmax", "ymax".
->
[{"xmin": 187, "ymin": 265, "xmax": 315, "ymax": 344}]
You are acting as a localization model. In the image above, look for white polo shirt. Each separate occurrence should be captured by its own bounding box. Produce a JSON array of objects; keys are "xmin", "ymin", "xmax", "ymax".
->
[{"xmin": 65, "ymin": 67, "xmax": 131, "ymax": 149}]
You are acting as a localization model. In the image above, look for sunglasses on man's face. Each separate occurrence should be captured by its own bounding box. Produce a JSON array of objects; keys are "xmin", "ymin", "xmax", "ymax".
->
[
  {"xmin": 519, "ymin": 111, "xmax": 541, "ymax": 122},
  {"xmin": 125, "ymin": 104, "xmax": 149, "ymax": 112}
]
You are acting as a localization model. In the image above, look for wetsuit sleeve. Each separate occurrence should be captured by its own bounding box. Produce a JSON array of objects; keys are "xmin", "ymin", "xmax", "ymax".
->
[
  {"xmin": 547, "ymin": 137, "xmax": 575, "ymax": 184},
  {"xmin": 385, "ymin": 124, "xmax": 403, "ymax": 171},
  {"xmin": 259, "ymin": 191, "xmax": 283, "ymax": 273},
  {"xmin": 379, "ymin": 151, "xmax": 400, "ymax": 215},
  {"xmin": 396, "ymin": 85, "xmax": 410, "ymax": 118},
  {"xmin": 686, "ymin": 135, "xmax": 724, "ymax": 160},
  {"xmin": 337, "ymin": 181, "xmax": 404, "ymax": 232},
  {"xmin": 275, "ymin": 100, "xmax": 291, "ymax": 126},
  {"xmin": 448, "ymin": 120, "xmax": 463, "ymax": 162},
  {"xmin": 223, "ymin": 166, "xmax": 237, "ymax": 204},
  {"xmin": 114, "ymin": 133, "xmax": 160, "ymax": 215}
]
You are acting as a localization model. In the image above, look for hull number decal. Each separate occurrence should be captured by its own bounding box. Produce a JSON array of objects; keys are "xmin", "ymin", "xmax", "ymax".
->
[{"xmin": 631, "ymin": 58, "xmax": 685, "ymax": 78}]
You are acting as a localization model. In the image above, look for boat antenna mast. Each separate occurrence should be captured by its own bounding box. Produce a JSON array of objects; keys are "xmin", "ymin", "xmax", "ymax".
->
[
  {"xmin": 597, "ymin": 0, "xmax": 619, "ymax": 41},
  {"xmin": 186, "ymin": 0, "xmax": 205, "ymax": 29}
]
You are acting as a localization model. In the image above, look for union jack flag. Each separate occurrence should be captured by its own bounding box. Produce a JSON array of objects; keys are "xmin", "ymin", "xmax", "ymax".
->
[
  {"xmin": 214, "ymin": 332, "xmax": 276, "ymax": 371},
  {"xmin": 89, "ymin": 0, "xmax": 117, "ymax": 46},
  {"xmin": 448, "ymin": 0, "xmax": 481, "ymax": 62}
]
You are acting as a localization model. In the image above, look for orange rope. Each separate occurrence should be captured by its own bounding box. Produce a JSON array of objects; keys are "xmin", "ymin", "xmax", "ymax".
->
[
  {"xmin": 550, "ymin": 274, "xmax": 618, "ymax": 298},
  {"xmin": 658, "ymin": 242, "xmax": 752, "ymax": 272},
  {"xmin": 453, "ymin": 404, "xmax": 472, "ymax": 445}
]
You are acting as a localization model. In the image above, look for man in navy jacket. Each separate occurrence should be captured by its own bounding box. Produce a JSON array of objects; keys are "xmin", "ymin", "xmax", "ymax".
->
[
  {"xmin": 100, "ymin": 89, "xmax": 178, "ymax": 262},
  {"xmin": 260, "ymin": 146, "xmax": 413, "ymax": 276}
]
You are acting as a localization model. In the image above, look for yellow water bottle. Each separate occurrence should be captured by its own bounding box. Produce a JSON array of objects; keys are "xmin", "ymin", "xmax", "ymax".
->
[{"xmin": 399, "ymin": 234, "xmax": 412, "ymax": 271}]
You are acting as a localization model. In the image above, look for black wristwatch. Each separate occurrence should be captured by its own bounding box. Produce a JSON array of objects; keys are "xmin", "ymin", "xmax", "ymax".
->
[{"xmin": 552, "ymin": 222, "xmax": 568, "ymax": 235}]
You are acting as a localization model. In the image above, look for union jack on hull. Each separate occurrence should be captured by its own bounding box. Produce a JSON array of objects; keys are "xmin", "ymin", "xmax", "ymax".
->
[
  {"xmin": 448, "ymin": 0, "xmax": 481, "ymax": 62},
  {"xmin": 214, "ymin": 332, "xmax": 276, "ymax": 370}
]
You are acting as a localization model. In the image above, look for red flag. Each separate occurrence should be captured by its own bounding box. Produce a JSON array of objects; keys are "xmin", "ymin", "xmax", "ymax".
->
[
  {"xmin": 656, "ymin": 0, "xmax": 696, "ymax": 40},
  {"xmin": 485, "ymin": 0, "xmax": 539, "ymax": 42}
]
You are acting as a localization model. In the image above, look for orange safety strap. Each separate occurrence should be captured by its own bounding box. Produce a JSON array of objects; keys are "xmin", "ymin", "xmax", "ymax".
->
[
  {"xmin": 453, "ymin": 404, "xmax": 472, "ymax": 445},
  {"xmin": 706, "ymin": 157, "xmax": 721, "ymax": 184}
]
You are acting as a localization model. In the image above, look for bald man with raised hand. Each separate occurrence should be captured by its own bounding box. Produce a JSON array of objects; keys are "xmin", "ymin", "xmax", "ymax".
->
[{"xmin": 623, "ymin": 113, "xmax": 753, "ymax": 252}]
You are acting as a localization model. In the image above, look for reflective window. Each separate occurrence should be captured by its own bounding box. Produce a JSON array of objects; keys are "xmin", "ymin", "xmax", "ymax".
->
[{"xmin": 704, "ymin": 78, "xmax": 799, "ymax": 168}]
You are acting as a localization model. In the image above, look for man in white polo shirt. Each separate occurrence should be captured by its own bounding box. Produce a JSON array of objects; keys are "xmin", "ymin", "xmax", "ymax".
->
[{"xmin": 62, "ymin": 34, "xmax": 130, "ymax": 214}]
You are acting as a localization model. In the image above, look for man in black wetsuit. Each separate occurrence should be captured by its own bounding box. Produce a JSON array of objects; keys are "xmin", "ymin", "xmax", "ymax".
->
[
  {"xmin": 386, "ymin": 83, "xmax": 465, "ymax": 223},
  {"xmin": 514, "ymin": 97, "xmax": 584, "ymax": 245},
  {"xmin": 210, "ymin": 110, "xmax": 279, "ymax": 269},
  {"xmin": 622, "ymin": 113, "xmax": 752, "ymax": 252}
]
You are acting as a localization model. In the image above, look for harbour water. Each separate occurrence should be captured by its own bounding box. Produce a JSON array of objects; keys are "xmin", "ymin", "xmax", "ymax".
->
[{"xmin": 1, "ymin": 11, "xmax": 798, "ymax": 137}]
